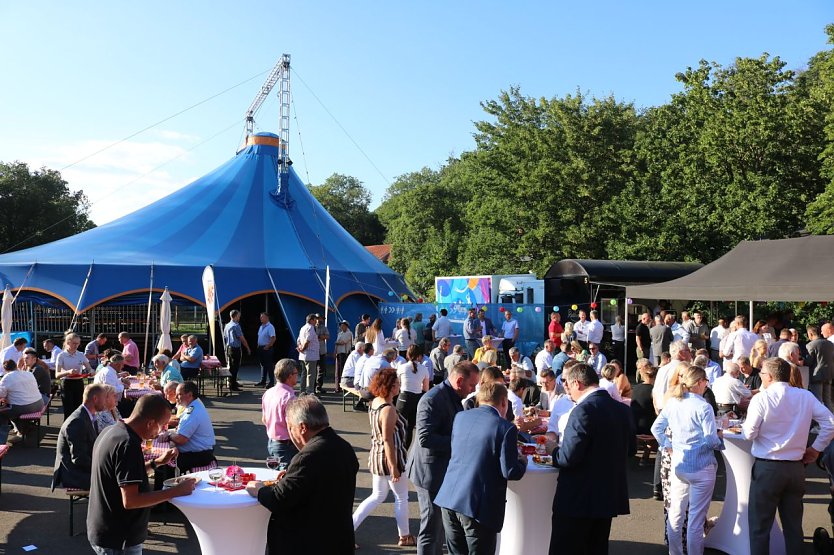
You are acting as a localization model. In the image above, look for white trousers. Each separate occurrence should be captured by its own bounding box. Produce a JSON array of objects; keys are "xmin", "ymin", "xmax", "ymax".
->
[
  {"xmin": 667, "ymin": 463, "xmax": 717, "ymax": 555},
  {"xmin": 352, "ymin": 473, "xmax": 410, "ymax": 536}
]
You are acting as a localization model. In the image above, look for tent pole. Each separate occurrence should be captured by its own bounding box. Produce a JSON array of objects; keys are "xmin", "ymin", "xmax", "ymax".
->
[
  {"xmin": 142, "ymin": 264, "xmax": 155, "ymax": 370},
  {"xmin": 267, "ymin": 269, "xmax": 298, "ymax": 345},
  {"xmin": 71, "ymin": 263, "xmax": 94, "ymax": 331},
  {"xmin": 749, "ymin": 301, "xmax": 754, "ymax": 327},
  {"xmin": 324, "ymin": 265, "xmax": 330, "ymax": 330}
]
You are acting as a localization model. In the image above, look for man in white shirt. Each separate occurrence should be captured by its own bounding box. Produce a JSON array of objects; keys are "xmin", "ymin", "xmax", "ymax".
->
[
  {"xmin": 742, "ymin": 357, "xmax": 834, "ymax": 555},
  {"xmin": 339, "ymin": 341, "xmax": 364, "ymax": 389},
  {"xmin": 669, "ymin": 314, "xmax": 689, "ymax": 345},
  {"xmin": 42, "ymin": 339, "xmax": 63, "ymax": 369},
  {"xmin": 535, "ymin": 341, "xmax": 555, "ymax": 374},
  {"xmin": 709, "ymin": 318, "xmax": 729, "ymax": 362},
  {"xmin": 359, "ymin": 349, "xmax": 396, "ymax": 396},
  {"xmin": 256, "ymin": 312, "xmax": 277, "ymax": 388},
  {"xmin": 822, "ymin": 323, "xmax": 834, "ymax": 345},
  {"xmin": 508, "ymin": 347, "xmax": 534, "ymax": 374},
  {"xmin": 500, "ymin": 310, "xmax": 520, "ymax": 366},
  {"xmin": 711, "ymin": 362, "xmax": 751, "ymax": 415},
  {"xmin": 432, "ymin": 309, "xmax": 452, "ymax": 343},
  {"xmin": 694, "ymin": 348, "xmax": 723, "ymax": 384},
  {"xmin": 1, "ymin": 337, "xmax": 28, "ymax": 369},
  {"xmin": 574, "ymin": 311, "xmax": 590, "ymax": 348},
  {"xmin": 652, "ymin": 341, "xmax": 692, "ymax": 412},
  {"xmin": 586, "ymin": 343, "xmax": 607, "ymax": 376},
  {"xmin": 724, "ymin": 315, "xmax": 759, "ymax": 363},
  {"xmin": 295, "ymin": 314, "xmax": 319, "ymax": 394},
  {"xmin": 586, "ymin": 311, "xmax": 604, "ymax": 346}
]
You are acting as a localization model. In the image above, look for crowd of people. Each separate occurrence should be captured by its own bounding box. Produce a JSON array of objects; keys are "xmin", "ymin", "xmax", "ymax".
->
[{"xmin": 4, "ymin": 304, "xmax": 834, "ymax": 554}]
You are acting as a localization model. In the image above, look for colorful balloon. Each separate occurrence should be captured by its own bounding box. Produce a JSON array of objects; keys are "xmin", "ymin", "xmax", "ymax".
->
[
  {"xmin": 387, "ymin": 291, "xmax": 394, "ymax": 297},
  {"xmin": 590, "ymin": 302, "xmax": 597, "ymax": 309},
  {"xmin": 626, "ymin": 298, "xmax": 633, "ymax": 305},
  {"xmin": 516, "ymin": 307, "xmax": 523, "ymax": 313},
  {"xmin": 499, "ymin": 307, "xmax": 505, "ymax": 312},
  {"xmin": 553, "ymin": 306, "xmax": 560, "ymax": 312},
  {"xmin": 535, "ymin": 306, "xmax": 542, "ymax": 313},
  {"xmin": 571, "ymin": 304, "xmax": 578, "ymax": 311},
  {"xmin": 610, "ymin": 299, "xmax": 617, "ymax": 305}
]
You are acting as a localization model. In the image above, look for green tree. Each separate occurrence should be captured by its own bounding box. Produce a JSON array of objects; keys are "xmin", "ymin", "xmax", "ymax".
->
[
  {"xmin": 805, "ymin": 24, "xmax": 834, "ymax": 234},
  {"xmin": 307, "ymin": 173, "xmax": 385, "ymax": 246},
  {"xmin": 0, "ymin": 161, "xmax": 94, "ymax": 253}
]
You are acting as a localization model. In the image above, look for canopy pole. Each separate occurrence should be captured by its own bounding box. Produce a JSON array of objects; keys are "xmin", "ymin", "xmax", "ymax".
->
[
  {"xmin": 142, "ymin": 263, "xmax": 155, "ymax": 369},
  {"xmin": 749, "ymin": 301, "xmax": 754, "ymax": 327},
  {"xmin": 267, "ymin": 269, "xmax": 297, "ymax": 344},
  {"xmin": 324, "ymin": 265, "xmax": 331, "ymax": 329},
  {"xmin": 70, "ymin": 263, "xmax": 94, "ymax": 332},
  {"xmin": 215, "ymin": 287, "xmax": 226, "ymax": 357},
  {"xmin": 10, "ymin": 263, "xmax": 36, "ymax": 303},
  {"xmin": 624, "ymin": 301, "xmax": 629, "ymax": 378}
]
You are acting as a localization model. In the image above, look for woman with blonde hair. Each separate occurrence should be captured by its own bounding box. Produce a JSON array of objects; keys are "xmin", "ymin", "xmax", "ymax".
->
[
  {"xmin": 562, "ymin": 321, "xmax": 576, "ymax": 345},
  {"xmin": 364, "ymin": 318, "xmax": 386, "ymax": 357},
  {"xmin": 95, "ymin": 384, "xmax": 121, "ymax": 429},
  {"xmin": 750, "ymin": 339, "xmax": 768, "ymax": 370},
  {"xmin": 569, "ymin": 340, "xmax": 588, "ymax": 362},
  {"xmin": 473, "ymin": 336, "xmax": 497, "ymax": 364},
  {"xmin": 652, "ymin": 365, "xmax": 723, "ymax": 555}
]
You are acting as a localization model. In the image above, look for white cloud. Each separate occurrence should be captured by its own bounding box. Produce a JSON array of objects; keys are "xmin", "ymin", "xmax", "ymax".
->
[{"xmin": 24, "ymin": 136, "xmax": 199, "ymax": 225}]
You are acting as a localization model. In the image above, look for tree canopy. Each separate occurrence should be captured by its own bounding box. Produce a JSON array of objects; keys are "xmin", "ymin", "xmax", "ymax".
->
[
  {"xmin": 376, "ymin": 26, "xmax": 834, "ymax": 299},
  {"xmin": 307, "ymin": 173, "xmax": 385, "ymax": 246},
  {"xmin": 0, "ymin": 161, "xmax": 95, "ymax": 253}
]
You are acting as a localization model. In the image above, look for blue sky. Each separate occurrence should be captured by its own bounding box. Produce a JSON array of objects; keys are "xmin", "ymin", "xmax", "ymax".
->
[{"xmin": 1, "ymin": 1, "xmax": 830, "ymax": 225}]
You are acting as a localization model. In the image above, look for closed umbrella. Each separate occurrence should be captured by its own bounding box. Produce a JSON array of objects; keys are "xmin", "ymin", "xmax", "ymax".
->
[
  {"xmin": 1, "ymin": 285, "xmax": 11, "ymax": 350},
  {"xmin": 156, "ymin": 287, "xmax": 173, "ymax": 354}
]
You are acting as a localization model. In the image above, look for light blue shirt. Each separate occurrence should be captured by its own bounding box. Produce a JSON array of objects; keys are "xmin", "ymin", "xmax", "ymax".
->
[
  {"xmin": 258, "ymin": 322, "xmax": 276, "ymax": 347},
  {"xmin": 177, "ymin": 398, "xmax": 216, "ymax": 452},
  {"xmin": 651, "ymin": 392, "xmax": 723, "ymax": 474},
  {"xmin": 160, "ymin": 364, "xmax": 183, "ymax": 386},
  {"xmin": 181, "ymin": 344, "xmax": 203, "ymax": 369},
  {"xmin": 224, "ymin": 320, "xmax": 243, "ymax": 348},
  {"xmin": 705, "ymin": 360, "xmax": 723, "ymax": 384}
]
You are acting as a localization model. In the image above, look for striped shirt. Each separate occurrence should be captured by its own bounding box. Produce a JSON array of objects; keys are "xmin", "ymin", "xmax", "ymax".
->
[
  {"xmin": 367, "ymin": 402, "xmax": 407, "ymax": 476},
  {"xmin": 651, "ymin": 392, "xmax": 724, "ymax": 474}
]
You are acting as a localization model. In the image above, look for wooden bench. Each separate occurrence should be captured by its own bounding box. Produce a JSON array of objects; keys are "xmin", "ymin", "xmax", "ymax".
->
[
  {"xmin": 19, "ymin": 395, "xmax": 53, "ymax": 447},
  {"xmin": 0, "ymin": 444, "xmax": 8, "ymax": 494},
  {"xmin": 340, "ymin": 384, "xmax": 362, "ymax": 412},
  {"xmin": 65, "ymin": 487, "xmax": 89, "ymax": 536}
]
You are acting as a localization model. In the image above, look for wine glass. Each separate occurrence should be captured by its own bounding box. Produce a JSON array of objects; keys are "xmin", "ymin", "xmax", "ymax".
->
[
  {"xmin": 266, "ymin": 456, "xmax": 280, "ymax": 471},
  {"xmin": 208, "ymin": 468, "xmax": 223, "ymax": 491}
]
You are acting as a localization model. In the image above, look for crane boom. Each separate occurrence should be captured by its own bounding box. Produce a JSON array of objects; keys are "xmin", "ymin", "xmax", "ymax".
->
[{"xmin": 244, "ymin": 54, "xmax": 291, "ymax": 139}]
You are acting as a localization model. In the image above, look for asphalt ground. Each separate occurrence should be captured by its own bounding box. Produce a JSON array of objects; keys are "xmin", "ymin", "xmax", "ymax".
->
[{"xmin": 1, "ymin": 364, "xmax": 833, "ymax": 555}]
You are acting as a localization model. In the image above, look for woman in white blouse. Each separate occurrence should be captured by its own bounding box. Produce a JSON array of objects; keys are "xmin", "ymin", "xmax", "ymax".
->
[
  {"xmin": 395, "ymin": 344, "xmax": 429, "ymax": 448},
  {"xmin": 394, "ymin": 318, "xmax": 417, "ymax": 358},
  {"xmin": 55, "ymin": 332, "xmax": 93, "ymax": 419}
]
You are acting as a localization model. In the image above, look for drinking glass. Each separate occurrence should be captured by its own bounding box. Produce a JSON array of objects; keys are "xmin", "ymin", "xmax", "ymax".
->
[
  {"xmin": 266, "ymin": 456, "xmax": 280, "ymax": 471},
  {"xmin": 208, "ymin": 468, "xmax": 223, "ymax": 491}
]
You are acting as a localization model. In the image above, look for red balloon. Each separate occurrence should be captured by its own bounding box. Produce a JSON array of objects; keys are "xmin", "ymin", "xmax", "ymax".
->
[
  {"xmin": 499, "ymin": 307, "xmax": 505, "ymax": 312},
  {"xmin": 590, "ymin": 302, "xmax": 597, "ymax": 309}
]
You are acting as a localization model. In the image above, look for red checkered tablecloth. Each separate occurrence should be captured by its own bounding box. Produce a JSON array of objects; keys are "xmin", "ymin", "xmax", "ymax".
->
[{"xmin": 143, "ymin": 436, "xmax": 177, "ymax": 467}]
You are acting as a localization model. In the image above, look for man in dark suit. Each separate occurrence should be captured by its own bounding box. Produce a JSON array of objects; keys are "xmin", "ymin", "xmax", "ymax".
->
[
  {"xmin": 549, "ymin": 363, "xmax": 635, "ymax": 555},
  {"xmin": 406, "ymin": 361, "xmax": 480, "ymax": 555},
  {"xmin": 247, "ymin": 396, "xmax": 359, "ymax": 555},
  {"xmin": 52, "ymin": 383, "xmax": 107, "ymax": 490},
  {"xmin": 435, "ymin": 381, "xmax": 527, "ymax": 554}
]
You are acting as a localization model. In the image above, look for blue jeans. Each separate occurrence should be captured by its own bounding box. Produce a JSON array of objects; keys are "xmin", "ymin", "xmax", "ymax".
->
[
  {"xmin": 91, "ymin": 544, "xmax": 143, "ymax": 555},
  {"xmin": 267, "ymin": 439, "xmax": 298, "ymax": 467},
  {"xmin": 441, "ymin": 508, "xmax": 496, "ymax": 555}
]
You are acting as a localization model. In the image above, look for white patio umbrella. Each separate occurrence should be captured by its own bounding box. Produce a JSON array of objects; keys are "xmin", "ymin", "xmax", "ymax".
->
[
  {"xmin": 156, "ymin": 287, "xmax": 173, "ymax": 354},
  {"xmin": 1, "ymin": 285, "xmax": 12, "ymax": 350}
]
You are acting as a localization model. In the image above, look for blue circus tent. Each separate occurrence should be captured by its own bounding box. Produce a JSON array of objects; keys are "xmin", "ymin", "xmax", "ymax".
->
[{"xmin": 0, "ymin": 132, "xmax": 412, "ymax": 332}]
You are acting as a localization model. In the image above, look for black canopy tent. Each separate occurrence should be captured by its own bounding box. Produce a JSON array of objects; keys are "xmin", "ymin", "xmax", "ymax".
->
[{"xmin": 625, "ymin": 236, "xmax": 834, "ymax": 302}]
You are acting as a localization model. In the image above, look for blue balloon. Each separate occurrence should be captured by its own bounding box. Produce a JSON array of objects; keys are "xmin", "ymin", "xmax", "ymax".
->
[
  {"xmin": 387, "ymin": 291, "xmax": 394, "ymax": 297},
  {"xmin": 553, "ymin": 306, "xmax": 560, "ymax": 312}
]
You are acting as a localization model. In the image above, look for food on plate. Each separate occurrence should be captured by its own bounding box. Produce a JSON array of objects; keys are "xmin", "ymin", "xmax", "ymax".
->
[
  {"xmin": 162, "ymin": 475, "xmax": 202, "ymax": 488},
  {"xmin": 532, "ymin": 454, "xmax": 553, "ymax": 465}
]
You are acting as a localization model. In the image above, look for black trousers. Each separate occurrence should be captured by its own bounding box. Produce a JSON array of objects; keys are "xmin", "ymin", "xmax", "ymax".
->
[
  {"xmin": 177, "ymin": 449, "xmax": 216, "ymax": 474},
  {"xmin": 749, "ymin": 459, "xmax": 805, "ymax": 555},
  {"xmin": 396, "ymin": 390, "xmax": 423, "ymax": 449},
  {"xmin": 61, "ymin": 378, "xmax": 84, "ymax": 419},
  {"xmin": 335, "ymin": 353, "xmax": 347, "ymax": 388},
  {"xmin": 226, "ymin": 345, "xmax": 242, "ymax": 383},
  {"xmin": 257, "ymin": 346, "xmax": 274, "ymax": 384},
  {"xmin": 550, "ymin": 515, "xmax": 612, "ymax": 555}
]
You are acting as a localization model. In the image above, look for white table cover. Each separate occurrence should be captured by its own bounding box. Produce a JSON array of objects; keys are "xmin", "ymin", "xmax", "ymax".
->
[
  {"xmin": 498, "ymin": 455, "xmax": 558, "ymax": 555},
  {"xmin": 704, "ymin": 432, "xmax": 784, "ymax": 555},
  {"xmin": 171, "ymin": 466, "xmax": 278, "ymax": 555}
]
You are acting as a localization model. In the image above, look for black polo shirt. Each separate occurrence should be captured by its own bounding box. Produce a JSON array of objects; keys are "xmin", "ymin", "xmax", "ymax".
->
[{"xmin": 87, "ymin": 421, "xmax": 150, "ymax": 549}]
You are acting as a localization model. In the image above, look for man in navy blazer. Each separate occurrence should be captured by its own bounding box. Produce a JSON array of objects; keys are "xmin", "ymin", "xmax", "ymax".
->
[
  {"xmin": 549, "ymin": 362, "xmax": 635, "ymax": 555},
  {"xmin": 406, "ymin": 361, "xmax": 480, "ymax": 555},
  {"xmin": 435, "ymin": 381, "xmax": 527, "ymax": 554}
]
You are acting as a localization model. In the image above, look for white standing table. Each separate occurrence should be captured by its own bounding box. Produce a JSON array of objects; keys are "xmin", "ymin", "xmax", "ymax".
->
[
  {"xmin": 497, "ymin": 455, "xmax": 558, "ymax": 555},
  {"xmin": 705, "ymin": 432, "xmax": 784, "ymax": 555},
  {"xmin": 170, "ymin": 466, "xmax": 278, "ymax": 555}
]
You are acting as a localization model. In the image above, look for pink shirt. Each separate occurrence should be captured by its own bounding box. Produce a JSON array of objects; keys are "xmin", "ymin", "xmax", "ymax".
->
[
  {"xmin": 122, "ymin": 340, "xmax": 140, "ymax": 367},
  {"xmin": 262, "ymin": 382, "xmax": 296, "ymax": 441}
]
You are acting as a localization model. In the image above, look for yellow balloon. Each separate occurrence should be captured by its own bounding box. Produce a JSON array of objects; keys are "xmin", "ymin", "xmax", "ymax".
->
[{"xmin": 571, "ymin": 304, "xmax": 578, "ymax": 310}]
